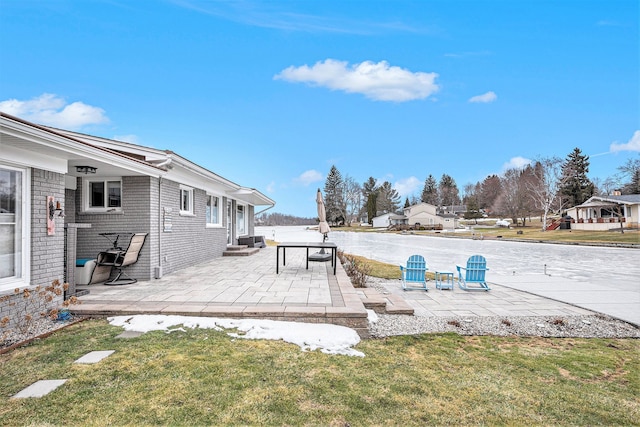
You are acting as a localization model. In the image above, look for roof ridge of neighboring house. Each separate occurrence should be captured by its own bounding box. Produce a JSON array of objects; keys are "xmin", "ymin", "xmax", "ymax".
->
[{"xmin": 589, "ymin": 194, "xmax": 640, "ymax": 204}]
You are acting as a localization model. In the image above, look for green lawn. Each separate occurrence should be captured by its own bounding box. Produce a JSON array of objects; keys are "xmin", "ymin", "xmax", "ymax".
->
[{"xmin": 2, "ymin": 320, "xmax": 639, "ymax": 426}]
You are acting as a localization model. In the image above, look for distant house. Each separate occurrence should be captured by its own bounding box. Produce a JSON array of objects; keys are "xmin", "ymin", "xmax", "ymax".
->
[
  {"xmin": 371, "ymin": 212, "xmax": 406, "ymax": 228},
  {"xmin": 403, "ymin": 202, "xmax": 444, "ymax": 228},
  {"xmin": 441, "ymin": 213, "xmax": 460, "ymax": 231},
  {"xmin": 565, "ymin": 194, "xmax": 639, "ymax": 230},
  {"xmin": 1, "ymin": 112, "xmax": 274, "ymax": 326},
  {"xmin": 439, "ymin": 205, "xmax": 467, "ymax": 216}
]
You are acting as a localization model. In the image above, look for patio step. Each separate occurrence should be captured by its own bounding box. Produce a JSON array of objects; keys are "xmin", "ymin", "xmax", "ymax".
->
[
  {"xmin": 223, "ymin": 245, "xmax": 260, "ymax": 256},
  {"xmin": 360, "ymin": 288, "xmax": 414, "ymax": 315}
]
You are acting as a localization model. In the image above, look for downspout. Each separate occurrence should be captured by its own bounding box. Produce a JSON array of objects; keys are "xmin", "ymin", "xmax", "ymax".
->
[
  {"xmin": 154, "ymin": 157, "xmax": 171, "ymax": 279},
  {"xmin": 156, "ymin": 175, "xmax": 163, "ymax": 279},
  {"xmin": 255, "ymin": 205, "xmax": 275, "ymax": 216}
]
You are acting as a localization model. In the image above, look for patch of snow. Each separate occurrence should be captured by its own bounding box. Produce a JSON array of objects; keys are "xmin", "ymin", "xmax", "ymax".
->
[
  {"xmin": 108, "ymin": 315, "xmax": 364, "ymax": 357},
  {"xmin": 367, "ymin": 309, "xmax": 379, "ymax": 324}
]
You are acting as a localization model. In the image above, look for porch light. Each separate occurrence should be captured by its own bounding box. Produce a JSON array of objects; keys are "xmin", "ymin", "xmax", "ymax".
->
[{"xmin": 76, "ymin": 165, "xmax": 97, "ymax": 174}]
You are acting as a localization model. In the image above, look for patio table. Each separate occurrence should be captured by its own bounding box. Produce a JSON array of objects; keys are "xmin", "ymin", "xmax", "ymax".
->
[
  {"xmin": 276, "ymin": 242, "xmax": 338, "ymax": 274},
  {"xmin": 435, "ymin": 271, "xmax": 454, "ymax": 290}
]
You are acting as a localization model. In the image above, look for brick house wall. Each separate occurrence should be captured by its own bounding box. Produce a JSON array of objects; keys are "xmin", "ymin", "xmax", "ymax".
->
[
  {"xmin": 74, "ymin": 176, "xmax": 154, "ymax": 281},
  {"xmin": 72, "ymin": 176, "xmax": 230, "ymax": 280},
  {"xmin": 158, "ymin": 178, "xmax": 227, "ymax": 276},
  {"xmin": 0, "ymin": 168, "xmax": 65, "ymax": 330}
]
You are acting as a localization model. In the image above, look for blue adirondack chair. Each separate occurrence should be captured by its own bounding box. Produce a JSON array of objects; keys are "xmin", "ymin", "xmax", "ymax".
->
[
  {"xmin": 456, "ymin": 255, "xmax": 490, "ymax": 291},
  {"xmin": 400, "ymin": 255, "xmax": 429, "ymax": 291}
]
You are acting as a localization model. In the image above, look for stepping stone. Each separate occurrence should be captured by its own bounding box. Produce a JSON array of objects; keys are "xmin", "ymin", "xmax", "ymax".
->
[
  {"xmin": 74, "ymin": 350, "xmax": 115, "ymax": 364},
  {"xmin": 12, "ymin": 379, "xmax": 67, "ymax": 399}
]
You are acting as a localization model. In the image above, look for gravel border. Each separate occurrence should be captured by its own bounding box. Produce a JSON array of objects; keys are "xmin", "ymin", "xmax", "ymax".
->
[
  {"xmin": 368, "ymin": 312, "xmax": 640, "ymax": 339},
  {"xmin": 365, "ymin": 278, "xmax": 640, "ymax": 339},
  {"xmin": 1, "ymin": 317, "xmax": 84, "ymax": 353}
]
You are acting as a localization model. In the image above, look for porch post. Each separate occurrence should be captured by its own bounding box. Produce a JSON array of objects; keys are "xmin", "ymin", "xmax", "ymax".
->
[{"xmin": 64, "ymin": 223, "xmax": 91, "ymax": 296}]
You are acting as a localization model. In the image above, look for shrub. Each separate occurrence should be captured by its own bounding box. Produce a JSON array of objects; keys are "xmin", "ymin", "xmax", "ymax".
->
[
  {"xmin": 338, "ymin": 251, "xmax": 371, "ymax": 288},
  {"xmin": 0, "ymin": 279, "xmax": 80, "ymax": 340}
]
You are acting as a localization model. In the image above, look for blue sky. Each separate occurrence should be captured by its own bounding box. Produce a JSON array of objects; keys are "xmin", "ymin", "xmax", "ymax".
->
[{"xmin": 1, "ymin": 0, "xmax": 638, "ymax": 217}]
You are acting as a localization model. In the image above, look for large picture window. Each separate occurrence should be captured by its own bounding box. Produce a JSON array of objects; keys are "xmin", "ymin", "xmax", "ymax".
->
[
  {"xmin": 0, "ymin": 164, "xmax": 27, "ymax": 289},
  {"xmin": 206, "ymin": 194, "xmax": 220, "ymax": 226},
  {"xmin": 84, "ymin": 178, "xmax": 121, "ymax": 211}
]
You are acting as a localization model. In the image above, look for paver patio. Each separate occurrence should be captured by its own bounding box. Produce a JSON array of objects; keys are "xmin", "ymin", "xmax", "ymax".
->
[{"xmin": 73, "ymin": 246, "xmax": 600, "ymax": 337}]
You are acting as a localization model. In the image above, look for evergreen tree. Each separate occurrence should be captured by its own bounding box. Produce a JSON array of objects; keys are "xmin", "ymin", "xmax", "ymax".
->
[
  {"xmin": 463, "ymin": 183, "xmax": 482, "ymax": 220},
  {"xmin": 366, "ymin": 192, "xmax": 378, "ymax": 223},
  {"xmin": 478, "ymin": 174, "xmax": 502, "ymax": 212},
  {"xmin": 323, "ymin": 165, "xmax": 345, "ymax": 225},
  {"xmin": 463, "ymin": 197, "xmax": 483, "ymax": 220},
  {"xmin": 560, "ymin": 147, "xmax": 594, "ymax": 206},
  {"xmin": 361, "ymin": 177, "xmax": 378, "ymax": 223},
  {"xmin": 438, "ymin": 174, "xmax": 460, "ymax": 207},
  {"xmin": 404, "ymin": 197, "xmax": 411, "ymax": 208},
  {"xmin": 376, "ymin": 181, "xmax": 401, "ymax": 213},
  {"xmin": 421, "ymin": 175, "xmax": 438, "ymax": 205}
]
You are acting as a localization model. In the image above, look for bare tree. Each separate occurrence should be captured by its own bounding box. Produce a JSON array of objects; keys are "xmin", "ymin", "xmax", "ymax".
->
[
  {"xmin": 495, "ymin": 167, "xmax": 533, "ymax": 225},
  {"xmin": 526, "ymin": 157, "xmax": 565, "ymax": 231},
  {"xmin": 342, "ymin": 175, "xmax": 362, "ymax": 226},
  {"xmin": 617, "ymin": 157, "xmax": 640, "ymax": 194},
  {"xmin": 592, "ymin": 176, "xmax": 618, "ymax": 196}
]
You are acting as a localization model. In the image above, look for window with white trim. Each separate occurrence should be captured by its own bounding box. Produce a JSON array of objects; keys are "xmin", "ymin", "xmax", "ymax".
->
[
  {"xmin": 0, "ymin": 164, "xmax": 28, "ymax": 290},
  {"xmin": 83, "ymin": 178, "xmax": 122, "ymax": 212},
  {"xmin": 180, "ymin": 186, "xmax": 194, "ymax": 215},
  {"xmin": 236, "ymin": 204, "xmax": 246, "ymax": 235},
  {"xmin": 205, "ymin": 194, "xmax": 221, "ymax": 226}
]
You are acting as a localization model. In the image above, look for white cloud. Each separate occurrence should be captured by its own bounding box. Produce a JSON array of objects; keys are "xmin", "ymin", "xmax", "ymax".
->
[
  {"xmin": 113, "ymin": 134, "xmax": 139, "ymax": 144},
  {"xmin": 596, "ymin": 20, "xmax": 623, "ymax": 27},
  {"xmin": 172, "ymin": 1, "xmax": 428, "ymax": 35},
  {"xmin": 393, "ymin": 176, "xmax": 421, "ymax": 196},
  {"xmin": 610, "ymin": 130, "xmax": 640, "ymax": 153},
  {"xmin": 266, "ymin": 181, "xmax": 276, "ymax": 193},
  {"xmin": 274, "ymin": 59, "xmax": 439, "ymax": 102},
  {"xmin": 294, "ymin": 169, "xmax": 323, "ymax": 186},
  {"xmin": 469, "ymin": 91, "xmax": 497, "ymax": 103},
  {"xmin": 444, "ymin": 50, "xmax": 492, "ymax": 59},
  {"xmin": 502, "ymin": 156, "xmax": 531, "ymax": 171},
  {"xmin": 0, "ymin": 93, "xmax": 109, "ymax": 129}
]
